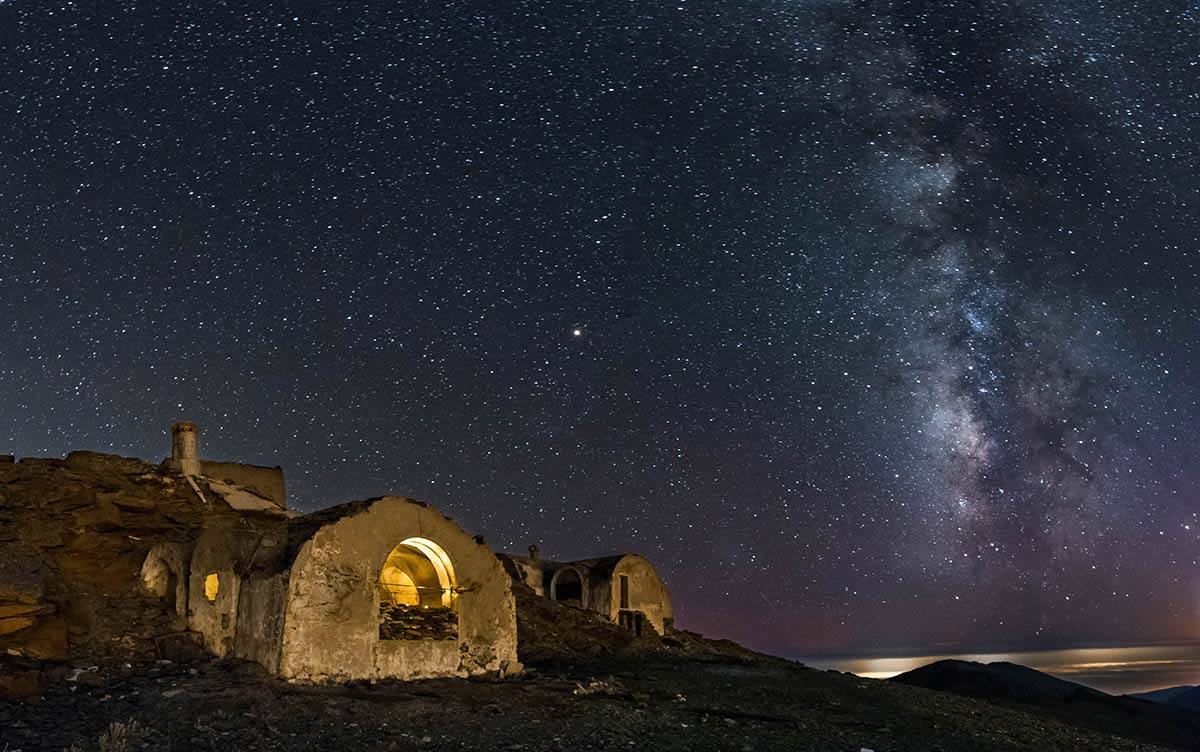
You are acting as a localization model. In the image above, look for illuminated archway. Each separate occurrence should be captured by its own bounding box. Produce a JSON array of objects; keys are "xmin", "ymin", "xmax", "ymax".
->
[{"xmin": 378, "ymin": 537, "xmax": 458, "ymax": 609}]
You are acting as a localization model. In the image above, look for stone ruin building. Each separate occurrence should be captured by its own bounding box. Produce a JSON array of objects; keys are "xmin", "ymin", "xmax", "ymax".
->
[
  {"xmin": 0, "ymin": 423, "xmax": 674, "ymax": 683},
  {"xmin": 2, "ymin": 423, "xmax": 518, "ymax": 682},
  {"xmin": 498, "ymin": 547, "xmax": 673, "ymax": 636}
]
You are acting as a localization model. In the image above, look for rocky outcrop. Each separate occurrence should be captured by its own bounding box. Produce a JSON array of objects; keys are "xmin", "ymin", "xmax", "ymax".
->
[{"xmin": 0, "ymin": 451, "xmax": 275, "ymax": 662}]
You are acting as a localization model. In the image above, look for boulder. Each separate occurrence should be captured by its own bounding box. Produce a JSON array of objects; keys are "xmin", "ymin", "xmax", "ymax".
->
[
  {"xmin": 72, "ymin": 498, "xmax": 124, "ymax": 532},
  {"xmin": 3, "ymin": 615, "xmax": 68, "ymax": 660},
  {"xmin": 0, "ymin": 615, "xmax": 37, "ymax": 636},
  {"xmin": 206, "ymin": 480, "xmax": 285, "ymax": 513}
]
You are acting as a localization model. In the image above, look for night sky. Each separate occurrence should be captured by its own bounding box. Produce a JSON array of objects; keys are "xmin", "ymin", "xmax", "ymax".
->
[{"xmin": 2, "ymin": 0, "xmax": 1199, "ymax": 658}]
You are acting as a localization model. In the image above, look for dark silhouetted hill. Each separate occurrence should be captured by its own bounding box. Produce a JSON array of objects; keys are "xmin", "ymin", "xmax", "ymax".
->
[
  {"xmin": 1134, "ymin": 685, "xmax": 1200, "ymax": 714},
  {"xmin": 894, "ymin": 659, "xmax": 1200, "ymax": 750}
]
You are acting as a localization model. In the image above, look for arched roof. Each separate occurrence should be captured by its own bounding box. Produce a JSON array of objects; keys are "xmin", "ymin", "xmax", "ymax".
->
[{"xmin": 251, "ymin": 496, "xmax": 440, "ymax": 575}]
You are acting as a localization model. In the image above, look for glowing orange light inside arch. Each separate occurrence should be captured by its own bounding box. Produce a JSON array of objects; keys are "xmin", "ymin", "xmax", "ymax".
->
[{"xmin": 378, "ymin": 537, "xmax": 458, "ymax": 609}]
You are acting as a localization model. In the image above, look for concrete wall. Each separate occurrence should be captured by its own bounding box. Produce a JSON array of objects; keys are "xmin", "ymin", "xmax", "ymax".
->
[
  {"xmin": 199, "ymin": 460, "xmax": 286, "ymax": 508},
  {"xmin": 234, "ymin": 572, "xmax": 289, "ymax": 674},
  {"xmin": 187, "ymin": 525, "xmax": 279, "ymax": 656},
  {"xmin": 276, "ymin": 497, "xmax": 519, "ymax": 682},
  {"xmin": 576, "ymin": 555, "xmax": 672, "ymax": 636},
  {"xmin": 608, "ymin": 555, "xmax": 673, "ymax": 635}
]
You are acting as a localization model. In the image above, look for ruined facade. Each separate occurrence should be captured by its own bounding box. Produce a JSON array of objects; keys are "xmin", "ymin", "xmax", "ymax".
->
[
  {"xmin": 499, "ymin": 549, "xmax": 673, "ymax": 636},
  {"xmin": 1, "ymin": 422, "xmax": 677, "ymax": 682},
  {"xmin": 167, "ymin": 496, "xmax": 519, "ymax": 681},
  {"xmin": 147, "ymin": 424, "xmax": 520, "ymax": 681},
  {"xmin": 1, "ymin": 424, "xmax": 519, "ymax": 682}
]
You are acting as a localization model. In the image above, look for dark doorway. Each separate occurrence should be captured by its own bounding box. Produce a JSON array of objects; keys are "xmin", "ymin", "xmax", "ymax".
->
[{"xmin": 552, "ymin": 568, "xmax": 584, "ymax": 606}]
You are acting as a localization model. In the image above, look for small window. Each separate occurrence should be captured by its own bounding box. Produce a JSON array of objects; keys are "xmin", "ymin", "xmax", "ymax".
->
[
  {"xmin": 619, "ymin": 575, "xmax": 630, "ymax": 609},
  {"xmin": 204, "ymin": 573, "xmax": 220, "ymax": 602}
]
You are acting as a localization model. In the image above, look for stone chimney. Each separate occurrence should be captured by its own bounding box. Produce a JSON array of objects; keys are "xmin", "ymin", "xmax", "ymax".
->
[
  {"xmin": 170, "ymin": 421, "xmax": 201, "ymax": 476},
  {"xmin": 528, "ymin": 545, "xmax": 539, "ymax": 560}
]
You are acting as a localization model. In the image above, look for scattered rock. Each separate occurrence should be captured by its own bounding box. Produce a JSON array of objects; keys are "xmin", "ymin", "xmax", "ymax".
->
[
  {"xmin": 573, "ymin": 678, "xmax": 627, "ymax": 696},
  {"xmin": 378, "ymin": 603, "xmax": 458, "ymax": 641},
  {"xmin": 73, "ymin": 668, "xmax": 107, "ymax": 687}
]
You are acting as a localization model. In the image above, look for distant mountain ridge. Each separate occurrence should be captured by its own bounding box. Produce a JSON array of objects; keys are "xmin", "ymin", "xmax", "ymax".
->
[
  {"xmin": 892, "ymin": 659, "xmax": 1200, "ymax": 750},
  {"xmin": 1133, "ymin": 685, "xmax": 1200, "ymax": 713}
]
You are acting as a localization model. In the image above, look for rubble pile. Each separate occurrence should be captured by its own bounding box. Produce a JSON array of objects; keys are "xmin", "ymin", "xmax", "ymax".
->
[{"xmin": 377, "ymin": 604, "xmax": 458, "ymax": 641}]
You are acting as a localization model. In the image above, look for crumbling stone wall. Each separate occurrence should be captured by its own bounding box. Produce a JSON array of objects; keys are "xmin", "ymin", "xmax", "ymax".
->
[
  {"xmin": 1, "ymin": 450, "xmax": 523, "ymax": 685},
  {"xmin": 499, "ymin": 555, "xmax": 552, "ymax": 597},
  {"xmin": 378, "ymin": 604, "xmax": 458, "ymax": 641}
]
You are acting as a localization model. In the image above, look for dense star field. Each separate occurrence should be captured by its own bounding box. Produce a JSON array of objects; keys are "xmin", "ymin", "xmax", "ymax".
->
[{"xmin": 1, "ymin": 1, "xmax": 1198, "ymax": 657}]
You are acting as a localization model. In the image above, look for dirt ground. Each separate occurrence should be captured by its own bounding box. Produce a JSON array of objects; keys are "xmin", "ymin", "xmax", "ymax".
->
[{"xmin": 1, "ymin": 653, "xmax": 1169, "ymax": 752}]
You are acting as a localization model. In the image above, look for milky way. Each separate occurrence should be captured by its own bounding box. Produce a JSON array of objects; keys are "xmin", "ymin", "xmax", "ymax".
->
[{"xmin": 1, "ymin": 1, "xmax": 1198, "ymax": 656}]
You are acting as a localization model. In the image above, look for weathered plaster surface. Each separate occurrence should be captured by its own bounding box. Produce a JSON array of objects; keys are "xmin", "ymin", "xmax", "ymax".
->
[
  {"xmin": 187, "ymin": 524, "xmax": 282, "ymax": 656},
  {"xmin": 233, "ymin": 572, "xmax": 288, "ymax": 674},
  {"xmin": 277, "ymin": 497, "xmax": 519, "ymax": 682},
  {"xmin": 608, "ymin": 554, "xmax": 673, "ymax": 635}
]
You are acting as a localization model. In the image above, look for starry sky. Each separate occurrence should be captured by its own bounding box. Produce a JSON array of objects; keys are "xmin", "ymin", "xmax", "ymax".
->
[{"xmin": 2, "ymin": 0, "xmax": 1199, "ymax": 658}]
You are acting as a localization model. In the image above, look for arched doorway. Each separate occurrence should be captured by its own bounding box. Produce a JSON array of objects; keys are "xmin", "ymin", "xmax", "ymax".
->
[
  {"xmin": 550, "ymin": 566, "xmax": 585, "ymax": 607},
  {"xmin": 377, "ymin": 537, "xmax": 459, "ymax": 640},
  {"xmin": 140, "ymin": 543, "xmax": 187, "ymax": 618}
]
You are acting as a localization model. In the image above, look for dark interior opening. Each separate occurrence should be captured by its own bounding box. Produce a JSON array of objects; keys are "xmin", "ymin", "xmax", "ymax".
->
[{"xmin": 553, "ymin": 568, "xmax": 583, "ymax": 605}]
